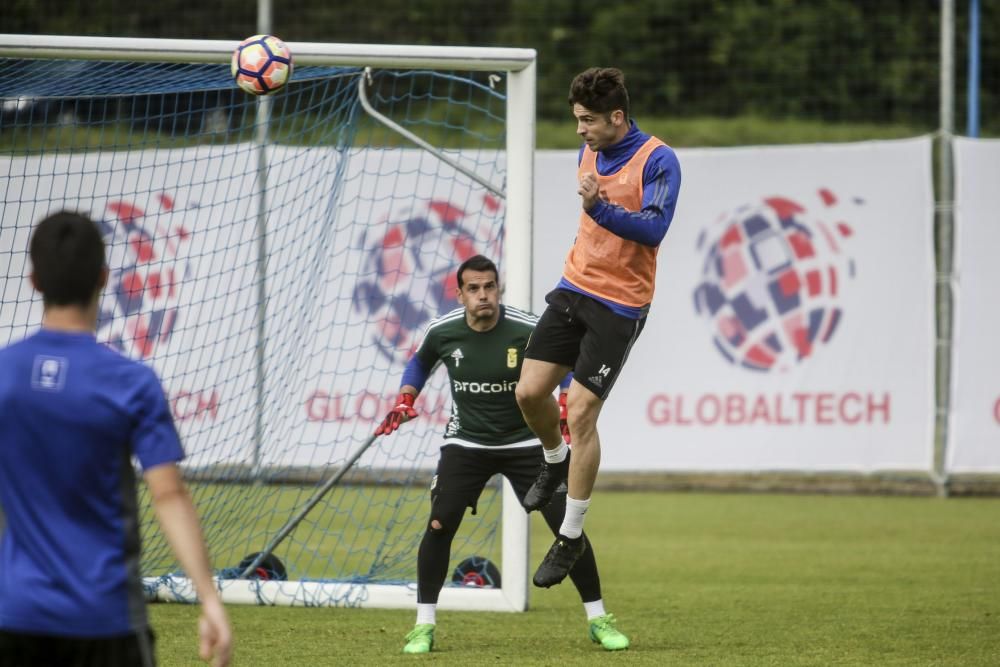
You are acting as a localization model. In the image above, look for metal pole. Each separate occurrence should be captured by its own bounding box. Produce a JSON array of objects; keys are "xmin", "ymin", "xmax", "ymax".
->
[
  {"xmin": 501, "ymin": 59, "xmax": 535, "ymax": 612},
  {"xmin": 935, "ymin": 0, "xmax": 955, "ymax": 497},
  {"xmin": 0, "ymin": 34, "xmax": 536, "ymax": 71},
  {"xmin": 356, "ymin": 70, "xmax": 504, "ymax": 197},
  {"xmin": 967, "ymin": 0, "xmax": 980, "ymax": 137},
  {"xmin": 251, "ymin": 0, "xmax": 273, "ymax": 478},
  {"xmin": 257, "ymin": 0, "xmax": 271, "ymax": 36}
]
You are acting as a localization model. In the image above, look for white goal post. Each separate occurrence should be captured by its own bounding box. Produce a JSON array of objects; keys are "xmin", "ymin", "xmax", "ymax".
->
[{"xmin": 0, "ymin": 33, "xmax": 536, "ymax": 612}]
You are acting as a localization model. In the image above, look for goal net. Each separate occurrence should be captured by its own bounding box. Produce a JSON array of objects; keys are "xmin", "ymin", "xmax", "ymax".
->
[{"xmin": 0, "ymin": 35, "xmax": 535, "ymax": 611}]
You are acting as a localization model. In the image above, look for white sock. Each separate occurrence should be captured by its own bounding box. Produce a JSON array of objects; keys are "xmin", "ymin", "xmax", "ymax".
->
[
  {"xmin": 559, "ymin": 495, "xmax": 590, "ymax": 539},
  {"xmin": 416, "ymin": 603, "xmax": 436, "ymax": 626},
  {"xmin": 543, "ymin": 441, "xmax": 569, "ymax": 464},
  {"xmin": 584, "ymin": 599, "xmax": 607, "ymax": 621}
]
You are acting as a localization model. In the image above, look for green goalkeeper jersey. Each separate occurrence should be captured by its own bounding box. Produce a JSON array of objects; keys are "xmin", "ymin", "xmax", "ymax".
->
[{"xmin": 414, "ymin": 305, "xmax": 538, "ymax": 447}]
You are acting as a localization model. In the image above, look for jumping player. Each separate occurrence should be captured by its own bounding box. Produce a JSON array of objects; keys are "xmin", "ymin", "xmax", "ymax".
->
[
  {"xmin": 515, "ymin": 67, "xmax": 682, "ymax": 587},
  {"xmin": 0, "ymin": 211, "xmax": 232, "ymax": 667}
]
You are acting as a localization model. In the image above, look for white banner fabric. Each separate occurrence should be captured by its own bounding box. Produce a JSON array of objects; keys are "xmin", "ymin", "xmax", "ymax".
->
[
  {"xmin": 948, "ymin": 138, "xmax": 1000, "ymax": 473},
  {"xmin": 1, "ymin": 146, "xmax": 503, "ymax": 471},
  {"xmin": 2, "ymin": 140, "xmax": 936, "ymax": 473},
  {"xmin": 1, "ymin": 149, "xmax": 261, "ymax": 465},
  {"xmin": 534, "ymin": 138, "xmax": 936, "ymax": 471}
]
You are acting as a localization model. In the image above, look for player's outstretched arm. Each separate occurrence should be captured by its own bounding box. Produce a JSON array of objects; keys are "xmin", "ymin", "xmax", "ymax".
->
[
  {"xmin": 145, "ymin": 463, "xmax": 233, "ymax": 667},
  {"xmin": 376, "ymin": 386, "xmax": 420, "ymax": 435}
]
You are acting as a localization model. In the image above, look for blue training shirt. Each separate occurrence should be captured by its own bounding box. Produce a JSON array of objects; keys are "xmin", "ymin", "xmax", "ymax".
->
[{"xmin": 0, "ymin": 329, "xmax": 184, "ymax": 637}]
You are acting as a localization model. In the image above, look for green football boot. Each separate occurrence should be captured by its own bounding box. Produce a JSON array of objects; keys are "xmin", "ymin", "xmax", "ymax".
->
[
  {"xmin": 403, "ymin": 623, "xmax": 435, "ymax": 654},
  {"xmin": 589, "ymin": 613, "xmax": 630, "ymax": 651}
]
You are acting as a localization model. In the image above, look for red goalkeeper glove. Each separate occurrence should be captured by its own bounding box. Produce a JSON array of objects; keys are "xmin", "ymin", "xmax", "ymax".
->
[
  {"xmin": 558, "ymin": 392, "xmax": 571, "ymax": 444},
  {"xmin": 376, "ymin": 393, "xmax": 418, "ymax": 435}
]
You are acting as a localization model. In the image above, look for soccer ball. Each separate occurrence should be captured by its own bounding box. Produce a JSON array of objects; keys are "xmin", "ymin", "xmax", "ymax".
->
[{"xmin": 231, "ymin": 34, "xmax": 293, "ymax": 95}]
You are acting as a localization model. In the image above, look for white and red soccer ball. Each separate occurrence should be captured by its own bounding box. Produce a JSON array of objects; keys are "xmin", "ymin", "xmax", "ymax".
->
[{"xmin": 231, "ymin": 34, "xmax": 293, "ymax": 95}]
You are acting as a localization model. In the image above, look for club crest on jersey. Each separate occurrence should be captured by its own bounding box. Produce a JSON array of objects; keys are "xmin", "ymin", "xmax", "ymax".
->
[
  {"xmin": 450, "ymin": 348, "xmax": 464, "ymax": 367},
  {"xmin": 506, "ymin": 347, "xmax": 517, "ymax": 368},
  {"xmin": 31, "ymin": 355, "xmax": 68, "ymax": 392}
]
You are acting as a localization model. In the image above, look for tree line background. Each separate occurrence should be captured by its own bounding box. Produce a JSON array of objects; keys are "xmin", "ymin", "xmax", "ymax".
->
[{"xmin": 3, "ymin": 0, "xmax": 997, "ymax": 135}]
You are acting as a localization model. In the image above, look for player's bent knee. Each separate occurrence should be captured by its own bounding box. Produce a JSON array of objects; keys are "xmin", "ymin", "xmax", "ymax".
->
[
  {"xmin": 567, "ymin": 393, "xmax": 602, "ymax": 426},
  {"xmin": 566, "ymin": 410, "xmax": 599, "ymax": 436},
  {"xmin": 516, "ymin": 382, "xmax": 551, "ymax": 411},
  {"xmin": 428, "ymin": 515, "xmax": 453, "ymax": 533},
  {"xmin": 514, "ymin": 383, "xmax": 535, "ymax": 407},
  {"xmin": 428, "ymin": 494, "xmax": 468, "ymax": 535},
  {"xmin": 567, "ymin": 387, "xmax": 601, "ymax": 412},
  {"xmin": 427, "ymin": 517, "xmax": 452, "ymax": 536}
]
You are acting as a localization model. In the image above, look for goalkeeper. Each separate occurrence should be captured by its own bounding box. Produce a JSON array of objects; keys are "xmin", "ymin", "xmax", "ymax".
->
[{"xmin": 376, "ymin": 255, "xmax": 628, "ymax": 654}]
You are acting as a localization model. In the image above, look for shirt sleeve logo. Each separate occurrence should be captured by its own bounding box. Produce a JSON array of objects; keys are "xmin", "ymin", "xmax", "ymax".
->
[{"xmin": 32, "ymin": 355, "xmax": 68, "ymax": 392}]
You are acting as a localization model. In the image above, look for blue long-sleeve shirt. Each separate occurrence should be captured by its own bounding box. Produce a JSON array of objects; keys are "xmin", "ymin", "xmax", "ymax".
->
[
  {"xmin": 558, "ymin": 121, "xmax": 681, "ymax": 318},
  {"xmin": 580, "ymin": 121, "xmax": 680, "ymax": 247}
]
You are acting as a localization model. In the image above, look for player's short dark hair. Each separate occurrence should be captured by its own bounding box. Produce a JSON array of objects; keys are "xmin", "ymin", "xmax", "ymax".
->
[
  {"xmin": 456, "ymin": 255, "xmax": 499, "ymax": 288},
  {"xmin": 30, "ymin": 211, "xmax": 106, "ymax": 307},
  {"xmin": 568, "ymin": 67, "xmax": 630, "ymax": 121}
]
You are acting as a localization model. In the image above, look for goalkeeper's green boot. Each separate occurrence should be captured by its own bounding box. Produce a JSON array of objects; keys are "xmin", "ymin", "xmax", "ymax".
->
[
  {"xmin": 589, "ymin": 613, "xmax": 630, "ymax": 651},
  {"xmin": 403, "ymin": 623, "xmax": 435, "ymax": 654}
]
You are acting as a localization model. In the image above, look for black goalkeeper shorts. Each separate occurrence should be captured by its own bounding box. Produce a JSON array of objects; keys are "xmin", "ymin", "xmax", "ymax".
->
[
  {"xmin": 525, "ymin": 288, "xmax": 646, "ymax": 400},
  {"xmin": 0, "ymin": 628, "xmax": 156, "ymax": 667},
  {"xmin": 431, "ymin": 444, "xmax": 547, "ymax": 513}
]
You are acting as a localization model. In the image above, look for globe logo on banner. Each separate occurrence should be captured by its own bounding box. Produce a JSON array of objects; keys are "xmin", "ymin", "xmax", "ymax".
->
[
  {"xmin": 96, "ymin": 195, "xmax": 190, "ymax": 359},
  {"xmin": 353, "ymin": 196, "xmax": 502, "ymax": 363},
  {"xmin": 692, "ymin": 190, "xmax": 857, "ymax": 372}
]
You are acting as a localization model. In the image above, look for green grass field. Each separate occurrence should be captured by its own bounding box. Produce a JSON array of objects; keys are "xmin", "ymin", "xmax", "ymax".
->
[{"xmin": 149, "ymin": 491, "xmax": 1000, "ymax": 666}]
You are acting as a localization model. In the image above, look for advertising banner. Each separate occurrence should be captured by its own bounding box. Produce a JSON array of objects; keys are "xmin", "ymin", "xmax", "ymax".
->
[
  {"xmin": 948, "ymin": 138, "xmax": 1000, "ymax": 473},
  {"xmin": 535, "ymin": 138, "xmax": 936, "ymax": 471},
  {"xmin": 3, "ymin": 139, "xmax": 937, "ymax": 472},
  {"xmin": 1, "ymin": 146, "xmax": 503, "ymax": 470},
  {"xmin": 1, "ymin": 149, "xmax": 261, "ymax": 464}
]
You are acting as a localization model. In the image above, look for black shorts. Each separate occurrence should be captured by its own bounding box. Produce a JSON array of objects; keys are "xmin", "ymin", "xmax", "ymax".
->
[
  {"xmin": 0, "ymin": 628, "xmax": 156, "ymax": 667},
  {"xmin": 525, "ymin": 288, "xmax": 646, "ymax": 400},
  {"xmin": 431, "ymin": 444, "xmax": 550, "ymax": 512}
]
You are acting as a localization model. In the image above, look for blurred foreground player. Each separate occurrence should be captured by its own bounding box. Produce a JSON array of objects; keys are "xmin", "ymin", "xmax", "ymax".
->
[{"xmin": 0, "ymin": 211, "xmax": 232, "ymax": 667}]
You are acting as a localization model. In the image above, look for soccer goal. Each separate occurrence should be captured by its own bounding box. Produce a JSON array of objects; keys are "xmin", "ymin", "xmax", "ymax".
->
[{"xmin": 0, "ymin": 34, "xmax": 536, "ymax": 611}]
